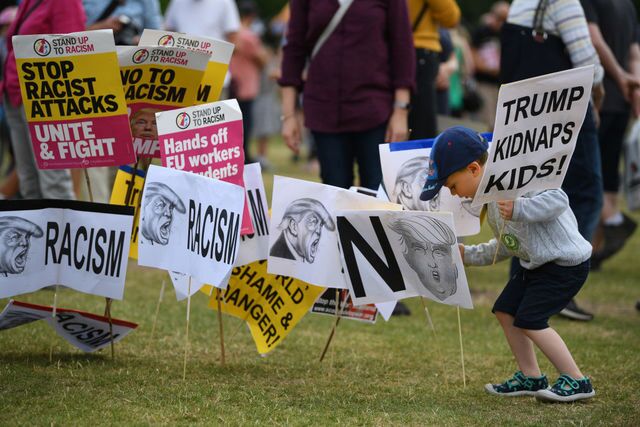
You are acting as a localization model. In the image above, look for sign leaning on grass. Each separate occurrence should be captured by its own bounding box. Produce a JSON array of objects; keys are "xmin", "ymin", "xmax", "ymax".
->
[
  {"xmin": 336, "ymin": 210, "xmax": 472, "ymax": 308},
  {"xmin": 472, "ymin": 66, "xmax": 594, "ymax": 206},
  {"xmin": 13, "ymin": 30, "xmax": 135, "ymax": 169},
  {"xmin": 139, "ymin": 29, "xmax": 234, "ymax": 103},
  {"xmin": 0, "ymin": 300, "xmax": 137, "ymax": 352},
  {"xmin": 0, "ymin": 200, "xmax": 134, "ymax": 300},
  {"xmin": 137, "ymin": 165, "xmax": 245, "ymax": 296}
]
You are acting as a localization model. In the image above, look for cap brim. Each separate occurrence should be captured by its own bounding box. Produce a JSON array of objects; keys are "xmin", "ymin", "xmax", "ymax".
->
[{"xmin": 419, "ymin": 180, "xmax": 444, "ymax": 201}]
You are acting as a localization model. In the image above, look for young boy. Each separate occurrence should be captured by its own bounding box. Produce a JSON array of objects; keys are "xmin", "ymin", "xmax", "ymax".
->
[{"xmin": 420, "ymin": 126, "xmax": 595, "ymax": 403}]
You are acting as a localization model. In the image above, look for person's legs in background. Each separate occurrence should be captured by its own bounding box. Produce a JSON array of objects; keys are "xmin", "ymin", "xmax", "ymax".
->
[
  {"xmin": 592, "ymin": 112, "xmax": 636, "ymax": 268},
  {"xmin": 312, "ymin": 131, "xmax": 355, "ymax": 189},
  {"xmin": 352, "ymin": 123, "xmax": 387, "ymax": 190},
  {"xmin": 4, "ymin": 98, "xmax": 74, "ymax": 200},
  {"xmin": 558, "ymin": 105, "xmax": 602, "ymax": 321},
  {"xmin": 237, "ymin": 99, "xmax": 254, "ymax": 164},
  {"xmin": 409, "ymin": 49, "xmax": 439, "ymax": 140}
]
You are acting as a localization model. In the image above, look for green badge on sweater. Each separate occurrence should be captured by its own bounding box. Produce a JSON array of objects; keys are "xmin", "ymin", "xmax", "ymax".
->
[{"xmin": 502, "ymin": 233, "xmax": 519, "ymax": 251}]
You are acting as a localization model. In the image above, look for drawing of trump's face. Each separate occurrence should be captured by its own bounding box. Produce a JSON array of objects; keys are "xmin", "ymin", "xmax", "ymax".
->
[
  {"xmin": 395, "ymin": 157, "xmax": 440, "ymax": 211},
  {"xmin": 141, "ymin": 182, "xmax": 186, "ymax": 245},
  {"xmin": 277, "ymin": 198, "xmax": 336, "ymax": 263},
  {"xmin": 130, "ymin": 108, "xmax": 159, "ymax": 139},
  {"xmin": 0, "ymin": 217, "xmax": 43, "ymax": 275},
  {"xmin": 389, "ymin": 216, "xmax": 457, "ymax": 300}
]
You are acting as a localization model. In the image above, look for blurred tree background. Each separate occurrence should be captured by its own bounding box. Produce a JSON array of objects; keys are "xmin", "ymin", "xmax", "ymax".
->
[{"xmin": 158, "ymin": 0, "xmax": 640, "ymax": 32}]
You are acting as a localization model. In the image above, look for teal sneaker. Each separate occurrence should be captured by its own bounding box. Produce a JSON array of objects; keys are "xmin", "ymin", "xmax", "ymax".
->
[
  {"xmin": 536, "ymin": 375, "xmax": 595, "ymax": 403},
  {"xmin": 484, "ymin": 371, "xmax": 549, "ymax": 396}
]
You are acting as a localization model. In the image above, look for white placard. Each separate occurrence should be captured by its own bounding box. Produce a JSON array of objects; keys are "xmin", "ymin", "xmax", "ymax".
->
[
  {"xmin": 336, "ymin": 210, "xmax": 472, "ymax": 308},
  {"xmin": 380, "ymin": 141, "xmax": 481, "ymax": 236},
  {"xmin": 267, "ymin": 176, "xmax": 401, "ymax": 289},
  {"xmin": 472, "ymin": 66, "xmax": 594, "ymax": 206},
  {"xmin": 0, "ymin": 200, "xmax": 133, "ymax": 300},
  {"xmin": 138, "ymin": 165, "xmax": 245, "ymax": 296}
]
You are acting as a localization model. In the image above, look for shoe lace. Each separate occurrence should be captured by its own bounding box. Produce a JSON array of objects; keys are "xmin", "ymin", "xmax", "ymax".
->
[{"xmin": 554, "ymin": 374, "xmax": 580, "ymax": 392}]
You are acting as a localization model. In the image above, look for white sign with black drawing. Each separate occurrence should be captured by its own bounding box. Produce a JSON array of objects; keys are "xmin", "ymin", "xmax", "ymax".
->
[
  {"xmin": 138, "ymin": 165, "xmax": 245, "ymax": 297},
  {"xmin": 380, "ymin": 141, "xmax": 481, "ymax": 236},
  {"xmin": 472, "ymin": 66, "xmax": 593, "ymax": 206},
  {"xmin": 267, "ymin": 176, "xmax": 401, "ymax": 289},
  {"xmin": 336, "ymin": 210, "xmax": 472, "ymax": 308},
  {"xmin": 0, "ymin": 200, "xmax": 133, "ymax": 300}
]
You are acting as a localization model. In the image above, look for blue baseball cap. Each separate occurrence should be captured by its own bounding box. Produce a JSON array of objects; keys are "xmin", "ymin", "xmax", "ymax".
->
[{"xmin": 419, "ymin": 126, "xmax": 489, "ymax": 201}]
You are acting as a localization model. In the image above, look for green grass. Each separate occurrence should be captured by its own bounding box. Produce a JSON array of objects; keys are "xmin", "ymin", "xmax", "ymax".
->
[{"xmin": 1, "ymin": 137, "xmax": 639, "ymax": 425}]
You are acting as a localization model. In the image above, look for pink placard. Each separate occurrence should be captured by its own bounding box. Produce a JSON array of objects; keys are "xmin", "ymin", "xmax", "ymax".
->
[
  {"xmin": 29, "ymin": 115, "xmax": 135, "ymax": 169},
  {"xmin": 160, "ymin": 119, "xmax": 253, "ymax": 235}
]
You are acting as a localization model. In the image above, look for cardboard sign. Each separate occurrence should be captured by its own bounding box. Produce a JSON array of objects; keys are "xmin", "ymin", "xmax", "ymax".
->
[
  {"xmin": 380, "ymin": 140, "xmax": 482, "ymax": 236},
  {"xmin": 311, "ymin": 288, "xmax": 378, "ymax": 323},
  {"xmin": 0, "ymin": 300, "xmax": 137, "ymax": 353},
  {"xmin": 336, "ymin": 210, "xmax": 472, "ymax": 308},
  {"xmin": 157, "ymin": 99, "xmax": 252, "ymax": 234},
  {"xmin": 109, "ymin": 165, "xmax": 145, "ymax": 259},
  {"xmin": 139, "ymin": 29, "xmax": 234, "ymax": 103},
  {"xmin": 13, "ymin": 30, "xmax": 134, "ymax": 169},
  {"xmin": 208, "ymin": 260, "xmax": 325, "ymax": 354},
  {"xmin": 472, "ymin": 66, "xmax": 594, "ymax": 206},
  {"xmin": 117, "ymin": 45, "xmax": 210, "ymax": 158},
  {"xmin": 236, "ymin": 163, "xmax": 270, "ymax": 265},
  {"xmin": 0, "ymin": 200, "xmax": 134, "ymax": 300},
  {"xmin": 267, "ymin": 176, "xmax": 402, "ymax": 289},
  {"xmin": 137, "ymin": 165, "xmax": 244, "ymax": 294}
]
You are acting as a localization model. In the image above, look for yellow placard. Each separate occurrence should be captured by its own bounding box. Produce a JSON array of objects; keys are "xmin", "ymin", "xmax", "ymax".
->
[
  {"xmin": 121, "ymin": 64, "xmax": 204, "ymax": 108},
  {"xmin": 109, "ymin": 167, "xmax": 145, "ymax": 259},
  {"xmin": 196, "ymin": 61, "xmax": 229, "ymax": 104},
  {"xmin": 17, "ymin": 53, "xmax": 128, "ymax": 122},
  {"xmin": 207, "ymin": 260, "xmax": 325, "ymax": 354}
]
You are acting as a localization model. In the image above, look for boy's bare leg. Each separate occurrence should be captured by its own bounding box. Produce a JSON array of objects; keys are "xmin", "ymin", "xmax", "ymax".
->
[
  {"xmin": 523, "ymin": 328, "xmax": 583, "ymax": 379},
  {"xmin": 495, "ymin": 311, "xmax": 541, "ymax": 377}
]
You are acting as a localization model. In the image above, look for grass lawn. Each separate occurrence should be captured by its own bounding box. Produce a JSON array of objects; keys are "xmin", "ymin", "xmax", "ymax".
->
[{"xmin": 1, "ymin": 137, "xmax": 639, "ymax": 426}]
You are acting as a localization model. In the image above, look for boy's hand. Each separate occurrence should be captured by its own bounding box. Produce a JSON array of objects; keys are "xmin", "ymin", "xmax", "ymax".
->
[
  {"xmin": 458, "ymin": 243, "xmax": 464, "ymax": 262},
  {"xmin": 497, "ymin": 200, "xmax": 514, "ymax": 220}
]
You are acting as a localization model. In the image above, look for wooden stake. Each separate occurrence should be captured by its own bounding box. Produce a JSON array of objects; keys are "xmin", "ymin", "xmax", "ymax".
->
[
  {"xmin": 457, "ymin": 306, "xmax": 466, "ymax": 388},
  {"xmin": 216, "ymin": 288, "xmax": 226, "ymax": 366},
  {"xmin": 319, "ymin": 289, "xmax": 347, "ymax": 362},
  {"xmin": 183, "ymin": 277, "xmax": 192, "ymax": 381},
  {"xmin": 420, "ymin": 297, "xmax": 436, "ymax": 337},
  {"xmin": 149, "ymin": 280, "xmax": 166, "ymax": 346}
]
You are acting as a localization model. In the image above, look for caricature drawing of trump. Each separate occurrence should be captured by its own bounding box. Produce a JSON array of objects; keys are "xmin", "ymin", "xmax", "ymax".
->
[
  {"xmin": 141, "ymin": 182, "xmax": 186, "ymax": 245},
  {"xmin": 388, "ymin": 215, "xmax": 458, "ymax": 301},
  {"xmin": 394, "ymin": 157, "xmax": 440, "ymax": 211},
  {"xmin": 0, "ymin": 216, "xmax": 43, "ymax": 277},
  {"xmin": 270, "ymin": 198, "xmax": 335, "ymax": 263}
]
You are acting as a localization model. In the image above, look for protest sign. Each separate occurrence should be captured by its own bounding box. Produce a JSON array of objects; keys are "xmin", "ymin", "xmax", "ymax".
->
[
  {"xmin": 380, "ymin": 140, "xmax": 481, "ymax": 236},
  {"xmin": 138, "ymin": 165, "xmax": 245, "ymax": 294},
  {"xmin": 311, "ymin": 288, "xmax": 378, "ymax": 323},
  {"xmin": 208, "ymin": 260, "xmax": 325, "ymax": 354},
  {"xmin": 156, "ymin": 99, "xmax": 252, "ymax": 235},
  {"xmin": 109, "ymin": 165, "xmax": 146, "ymax": 259},
  {"xmin": 472, "ymin": 66, "xmax": 594, "ymax": 206},
  {"xmin": 13, "ymin": 30, "xmax": 134, "ymax": 169},
  {"xmin": 118, "ymin": 45, "xmax": 210, "ymax": 158},
  {"xmin": 0, "ymin": 200, "xmax": 133, "ymax": 300},
  {"xmin": 139, "ymin": 29, "xmax": 234, "ymax": 103},
  {"xmin": 267, "ymin": 176, "xmax": 402, "ymax": 289},
  {"xmin": 0, "ymin": 300, "xmax": 137, "ymax": 352},
  {"xmin": 336, "ymin": 210, "xmax": 472, "ymax": 308},
  {"xmin": 236, "ymin": 163, "xmax": 270, "ymax": 265}
]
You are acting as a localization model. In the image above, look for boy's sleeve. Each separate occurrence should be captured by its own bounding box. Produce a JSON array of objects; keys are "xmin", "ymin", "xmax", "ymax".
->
[
  {"xmin": 463, "ymin": 239, "xmax": 510, "ymax": 266},
  {"xmin": 511, "ymin": 189, "xmax": 569, "ymax": 223}
]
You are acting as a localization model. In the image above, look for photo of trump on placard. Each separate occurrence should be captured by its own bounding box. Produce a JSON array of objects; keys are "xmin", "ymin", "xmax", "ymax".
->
[
  {"xmin": 0, "ymin": 216, "xmax": 43, "ymax": 277},
  {"xmin": 269, "ymin": 198, "xmax": 335, "ymax": 263},
  {"xmin": 140, "ymin": 182, "xmax": 186, "ymax": 246}
]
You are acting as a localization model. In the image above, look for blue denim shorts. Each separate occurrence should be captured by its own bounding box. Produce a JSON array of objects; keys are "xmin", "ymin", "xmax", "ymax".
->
[{"xmin": 493, "ymin": 260, "xmax": 590, "ymax": 330}]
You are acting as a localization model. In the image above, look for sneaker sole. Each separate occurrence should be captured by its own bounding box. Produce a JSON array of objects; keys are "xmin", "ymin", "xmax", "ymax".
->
[
  {"xmin": 535, "ymin": 389, "xmax": 595, "ymax": 403},
  {"xmin": 558, "ymin": 308, "xmax": 593, "ymax": 322},
  {"xmin": 484, "ymin": 383, "xmax": 537, "ymax": 397}
]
